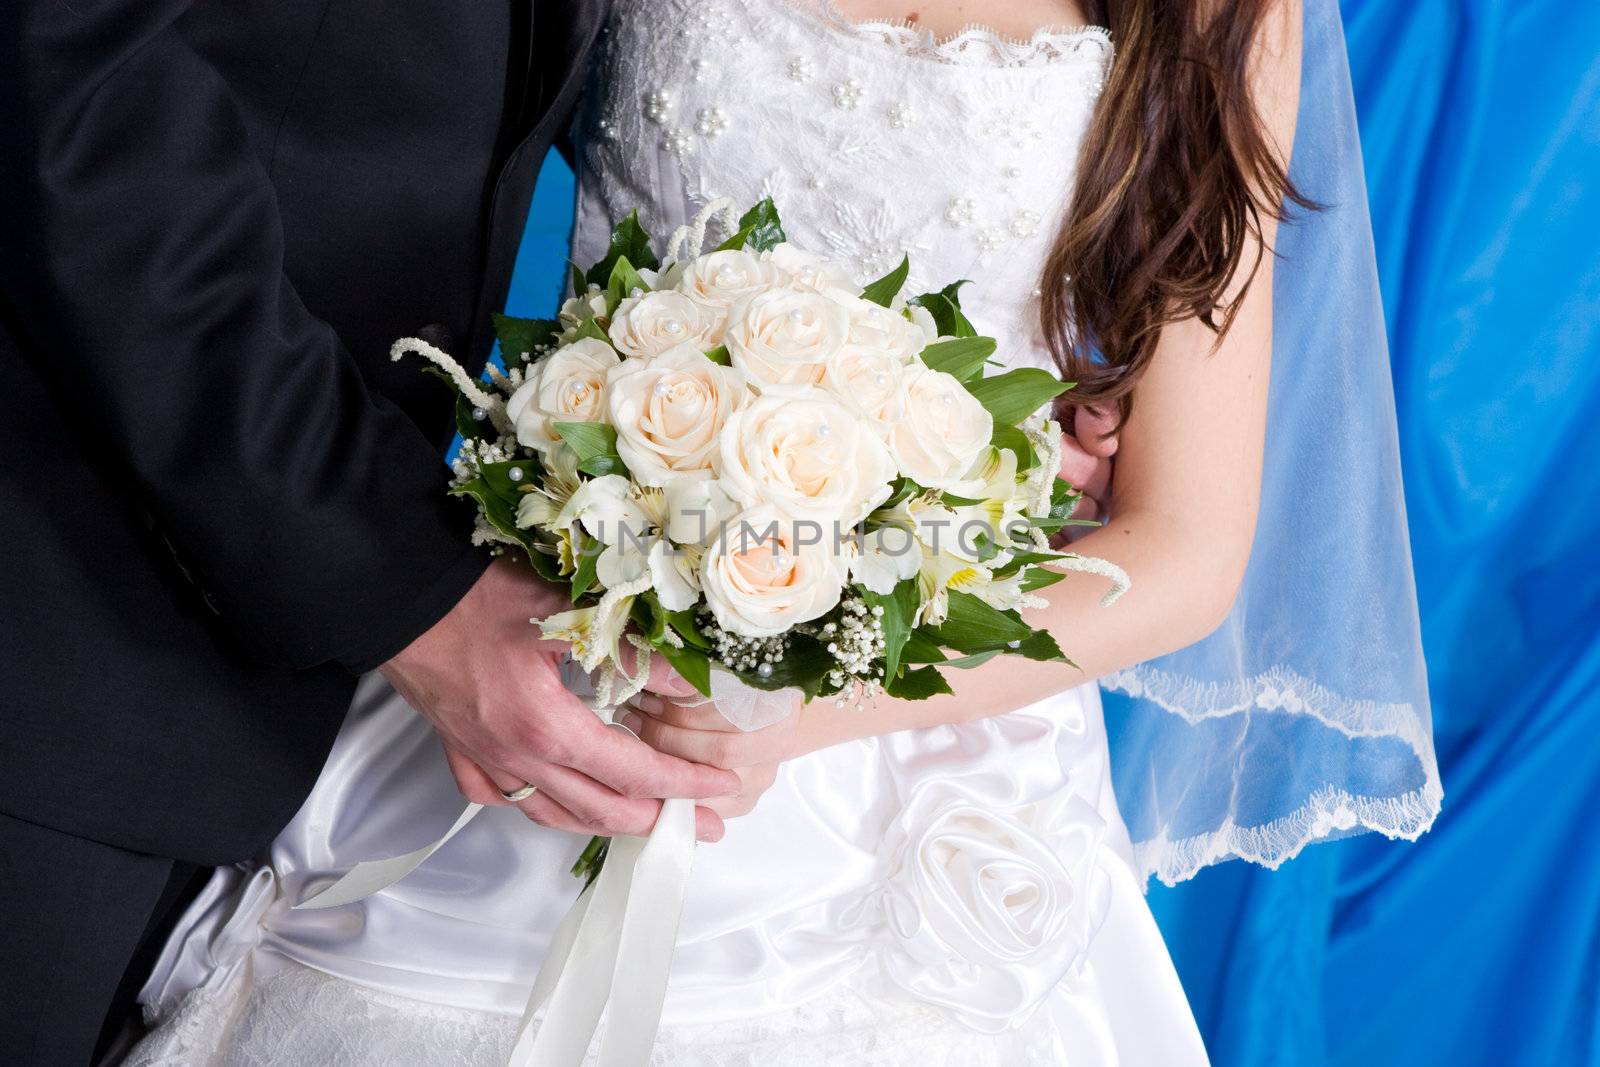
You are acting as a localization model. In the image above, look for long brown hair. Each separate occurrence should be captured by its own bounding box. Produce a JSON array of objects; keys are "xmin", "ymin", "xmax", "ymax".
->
[{"xmin": 1044, "ymin": 0, "xmax": 1311, "ymax": 425}]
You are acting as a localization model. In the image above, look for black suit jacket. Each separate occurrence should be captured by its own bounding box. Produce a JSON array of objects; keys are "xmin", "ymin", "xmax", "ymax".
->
[{"xmin": 0, "ymin": 0, "xmax": 606, "ymax": 865}]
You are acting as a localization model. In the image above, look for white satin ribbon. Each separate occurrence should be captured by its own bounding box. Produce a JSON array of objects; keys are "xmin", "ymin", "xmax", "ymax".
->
[{"xmin": 294, "ymin": 796, "xmax": 698, "ymax": 1066}]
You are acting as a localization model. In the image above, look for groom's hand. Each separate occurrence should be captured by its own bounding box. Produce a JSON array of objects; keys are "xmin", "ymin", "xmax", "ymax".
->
[{"xmin": 381, "ymin": 558, "xmax": 740, "ymax": 842}]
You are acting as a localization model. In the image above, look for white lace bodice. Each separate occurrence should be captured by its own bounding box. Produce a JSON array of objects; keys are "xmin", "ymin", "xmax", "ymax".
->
[{"xmin": 573, "ymin": 0, "xmax": 1112, "ymax": 368}]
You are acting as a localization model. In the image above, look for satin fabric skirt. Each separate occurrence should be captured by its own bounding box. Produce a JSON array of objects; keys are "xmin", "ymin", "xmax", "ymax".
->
[{"xmin": 129, "ymin": 675, "xmax": 1207, "ymax": 1065}]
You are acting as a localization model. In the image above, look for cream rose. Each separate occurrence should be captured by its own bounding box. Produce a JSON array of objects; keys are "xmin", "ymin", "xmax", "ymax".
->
[
  {"xmin": 699, "ymin": 505, "xmax": 845, "ymax": 638},
  {"xmin": 675, "ymin": 249, "xmax": 788, "ymax": 316},
  {"xmin": 609, "ymin": 290, "xmax": 722, "ymax": 358},
  {"xmin": 504, "ymin": 338, "xmax": 620, "ymax": 453},
  {"xmin": 718, "ymin": 392, "xmax": 896, "ymax": 525},
  {"xmin": 762, "ymin": 243, "xmax": 860, "ymax": 297},
  {"xmin": 724, "ymin": 288, "xmax": 849, "ymax": 389},
  {"xmin": 839, "ymin": 297, "xmax": 932, "ymax": 365},
  {"xmin": 605, "ymin": 343, "xmax": 749, "ymax": 486},
  {"xmin": 889, "ymin": 366, "xmax": 994, "ymax": 489},
  {"xmin": 821, "ymin": 344, "xmax": 911, "ymax": 435}
]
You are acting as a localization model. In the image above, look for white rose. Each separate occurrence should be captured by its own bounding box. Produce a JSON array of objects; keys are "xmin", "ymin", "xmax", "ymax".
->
[
  {"xmin": 821, "ymin": 344, "xmax": 911, "ymax": 435},
  {"xmin": 605, "ymin": 343, "xmax": 750, "ymax": 486},
  {"xmin": 699, "ymin": 505, "xmax": 845, "ymax": 638},
  {"xmin": 840, "ymin": 297, "xmax": 930, "ymax": 365},
  {"xmin": 675, "ymin": 249, "xmax": 789, "ymax": 316},
  {"xmin": 557, "ymin": 285, "xmax": 609, "ymax": 343},
  {"xmin": 609, "ymin": 290, "xmax": 722, "ymax": 358},
  {"xmin": 879, "ymin": 780, "xmax": 1114, "ymax": 1033},
  {"xmin": 762, "ymin": 243, "xmax": 860, "ymax": 297},
  {"xmin": 724, "ymin": 288, "xmax": 849, "ymax": 388},
  {"xmin": 504, "ymin": 338, "xmax": 620, "ymax": 453},
  {"xmin": 889, "ymin": 366, "xmax": 994, "ymax": 490},
  {"xmin": 718, "ymin": 392, "xmax": 897, "ymax": 525}
]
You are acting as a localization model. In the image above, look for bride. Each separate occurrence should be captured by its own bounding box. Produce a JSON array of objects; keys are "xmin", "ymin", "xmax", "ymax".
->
[{"xmin": 129, "ymin": 0, "xmax": 1438, "ymax": 1063}]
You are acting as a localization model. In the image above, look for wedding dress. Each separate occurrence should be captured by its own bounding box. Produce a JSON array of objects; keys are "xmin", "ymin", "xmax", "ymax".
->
[{"xmin": 129, "ymin": 2, "xmax": 1210, "ymax": 1063}]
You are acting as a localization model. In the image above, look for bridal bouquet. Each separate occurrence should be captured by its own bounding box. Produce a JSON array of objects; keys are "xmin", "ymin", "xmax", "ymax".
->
[{"xmin": 397, "ymin": 199, "xmax": 1126, "ymax": 874}]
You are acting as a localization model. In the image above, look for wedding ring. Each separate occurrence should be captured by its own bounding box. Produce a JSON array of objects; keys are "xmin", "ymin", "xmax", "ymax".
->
[
  {"xmin": 501, "ymin": 783, "xmax": 538, "ymax": 803},
  {"xmin": 607, "ymin": 719, "xmax": 641, "ymax": 742}
]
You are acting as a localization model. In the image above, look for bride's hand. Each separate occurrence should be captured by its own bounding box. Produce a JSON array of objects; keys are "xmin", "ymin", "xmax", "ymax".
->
[
  {"xmin": 619, "ymin": 696, "xmax": 797, "ymax": 819},
  {"xmin": 1058, "ymin": 404, "xmax": 1118, "ymax": 524}
]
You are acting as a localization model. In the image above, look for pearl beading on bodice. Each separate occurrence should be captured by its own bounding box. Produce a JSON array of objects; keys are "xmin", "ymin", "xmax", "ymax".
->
[{"xmin": 573, "ymin": 0, "xmax": 1112, "ymax": 370}]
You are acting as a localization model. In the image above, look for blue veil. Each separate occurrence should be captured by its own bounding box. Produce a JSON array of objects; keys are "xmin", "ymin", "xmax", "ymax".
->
[{"xmin": 1102, "ymin": 0, "xmax": 1441, "ymax": 885}]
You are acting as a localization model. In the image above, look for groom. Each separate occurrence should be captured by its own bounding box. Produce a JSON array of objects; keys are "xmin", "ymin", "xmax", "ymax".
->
[{"xmin": 0, "ymin": 2, "xmax": 746, "ymax": 1063}]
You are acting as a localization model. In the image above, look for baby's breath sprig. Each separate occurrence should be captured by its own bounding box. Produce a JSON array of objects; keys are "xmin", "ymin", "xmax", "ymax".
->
[{"xmin": 699, "ymin": 610, "xmax": 790, "ymax": 676}]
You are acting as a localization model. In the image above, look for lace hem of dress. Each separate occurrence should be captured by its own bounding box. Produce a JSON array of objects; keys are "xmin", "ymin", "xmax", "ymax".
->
[
  {"xmin": 130, "ymin": 959, "xmax": 1066, "ymax": 1067},
  {"xmin": 1102, "ymin": 662, "xmax": 1444, "ymax": 887},
  {"xmin": 806, "ymin": 0, "xmax": 1113, "ymax": 69}
]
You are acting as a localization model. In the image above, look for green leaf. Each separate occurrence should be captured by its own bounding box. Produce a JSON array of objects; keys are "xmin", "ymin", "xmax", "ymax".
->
[
  {"xmin": 990, "ymin": 423, "xmax": 1037, "ymax": 470},
  {"xmin": 654, "ymin": 638, "xmax": 714, "ymax": 697},
  {"xmin": 992, "ymin": 550, "xmax": 1069, "ymax": 579},
  {"xmin": 900, "ymin": 629, "xmax": 949, "ymax": 665},
  {"xmin": 1029, "ymin": 477, "xmax": 1091, "ymax": 536},
  {"xmin": 965, "ymin": 368, "xmax": 1073, "ymax": 427},
  {"xmin": 665, "ymin": 608, "xmax": 713, "ymax": 651},
  {"xmin": 704, "ymin": 344, "xmax": 731, "ymax": 365},
  {"xmin": 926, "ymin": 590, "xmax": 1033, "ymax": 653},
  {"xmin": 919, "ymin": 336, "xmax": 996, "ymax": 381},
  {"xmin": 586, "ymin": 210, "xmax": 660, "ymax": 288},
  {"xmin": 1010, "ymin": 628, "xmax": 1073, "ymax": 666},
  {"xmin": 716, "ymin": 198, "xmax": 787, "ymax": 253},
  {"xmin": 938, "ymin": 650, "xmax": 1002, "ymax": 670},
  {"xmin": 606, "ymin": 255, "xmax": 649, "ymax": 313},
  {"xmin": 910, "ymin": 281, "xmax": 976, "ymax": 338},
  {"xmin": 860, "ymin": 578, "xmax": 920, "ymax": 685},
  {"xmin": 553, "ymin": 422, "xmax": 627, "ymax": 478},
  {"xmin": 568, "ymin": 530, "xmax": 601, "ymax": 602},
  {"xmin": 885, "ymin": 665, "xmax": 955, "ymax": 700},
  {"xmin": 569, "ymin": 261, "xmax": 587, "ymax": 297},
  {"xmin": 492, "ymin": 313, "xmax": 561, "ymax": 364},
  {"xmin": 861, "ymin": 256, "xmax": 910, "ymax": 307},
  {"xmin": 1020, "ymin": 566, "xmax": 1069, "ymax": 592}
]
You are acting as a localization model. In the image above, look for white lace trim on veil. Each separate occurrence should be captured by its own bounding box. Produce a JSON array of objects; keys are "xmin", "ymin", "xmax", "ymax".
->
[{"xmin": 1103, "ymin": 665, "xmax": 1443, "ymax": 886}]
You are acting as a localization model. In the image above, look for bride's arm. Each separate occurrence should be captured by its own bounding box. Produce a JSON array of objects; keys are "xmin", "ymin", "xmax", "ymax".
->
[{"xmin": 630, "ymin": 3, "xmax": 1303, "ymax": 772}]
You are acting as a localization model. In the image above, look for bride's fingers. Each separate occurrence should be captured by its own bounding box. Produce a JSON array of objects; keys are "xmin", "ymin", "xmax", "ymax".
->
[
  {"xmin": 625, "ymin": 700, "xmax": 736, "ymax": 733},
  {"xmin": 624, "ymin": 713, "xmax": 781, "ymax": 771},
  {"xmin": 700, "ymin": 762, "xmax": 779, "ymax": 820}
]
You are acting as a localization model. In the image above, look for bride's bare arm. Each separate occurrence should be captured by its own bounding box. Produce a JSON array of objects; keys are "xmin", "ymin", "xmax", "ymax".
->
[{"xmin": 629, "ymin": 1, "xmax": 1303, "ymax": 770}]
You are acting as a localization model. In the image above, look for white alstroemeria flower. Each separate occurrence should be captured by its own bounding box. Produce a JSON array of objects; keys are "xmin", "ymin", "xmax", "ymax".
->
[
  {"xmin": 514, "ymin": 444, "xmax": 584, "ymax": 531},
  {"xmin": 661, "ymin": 477, "xmax": 739, "ymax": 547},
  {"xmin": 557, "ymin": 286, "xmax": 610, "ymax": 344},
  {"xmin": 846, "ymin": 521, "xmax": 922, "ymax": 595},
  {"xmin": 536, "ymin": 594, "xmax": 633, "ymax": 673},
  {"xmin": 555, "ymin": 475, "xmax": 655, "ymax": 589}
]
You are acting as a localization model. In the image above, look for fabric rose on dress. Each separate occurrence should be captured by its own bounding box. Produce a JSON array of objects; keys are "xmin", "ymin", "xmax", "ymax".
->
[
  {"xmin": 504, "ymin": 338, "xmax": 620, "ymax": 454},
  {"xmin": 718, "ymin": 392, "xmax": 896, "ymax": 526},
  {"xmin": 700, "ymin": 505, "xmax": 846, "ymax": 638},
  {"xmin": 724, "ymin": 288, "xmax": 850, "ymax": 388},
  {"xmin": 609, "ymin": 290, "xmax": 722, "ymax": 359},
  {"xmin": 675, "ymin": 249, "xmax": 789, "ymax": 319},
  {"xmin": 877, "ymin": 780, "xmax": 1114, "ymax": 1033},
  {"xmin": 889, "ymin": 366, "xmax": 994, "ymax": 490},
  {"xmin": 605, "ymin": 343, "xmax": 750, "ymax": 486}
]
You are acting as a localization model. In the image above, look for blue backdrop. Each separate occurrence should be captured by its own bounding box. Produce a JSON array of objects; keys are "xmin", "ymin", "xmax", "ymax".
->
[{"xmin": 505, "ymin": 2, "xmax": 1600, "ymax": 1061}]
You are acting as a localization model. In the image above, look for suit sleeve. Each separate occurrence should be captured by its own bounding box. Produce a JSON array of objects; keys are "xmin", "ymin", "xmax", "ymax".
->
[{"xmin": 0, "ymin": 1, "xmax": 488, "ymax": 673}]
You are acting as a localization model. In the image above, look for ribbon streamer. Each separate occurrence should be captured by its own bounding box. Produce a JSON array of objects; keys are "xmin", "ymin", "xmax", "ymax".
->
[{"xmin": 294, "ymin": 796, "xmax": 697, "ymax": 1066}]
